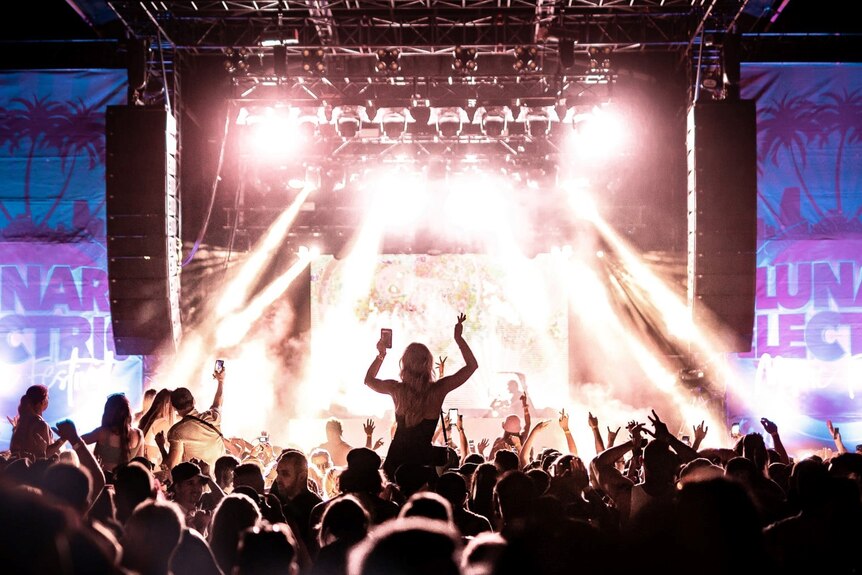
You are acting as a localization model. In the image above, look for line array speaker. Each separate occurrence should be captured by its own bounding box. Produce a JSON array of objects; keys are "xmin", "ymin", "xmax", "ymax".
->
[
  {"xmin": 687, "ymin": 99, "xmax": 757, "ymax": 353},
  {"xmin": 106, "ymin": 106, "xmax": 182, "ymax": 355}
]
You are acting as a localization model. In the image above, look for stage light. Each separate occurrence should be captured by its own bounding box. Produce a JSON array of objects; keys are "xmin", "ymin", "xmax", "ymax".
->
[
  {"xmin": 372, "ymin": 107, "xmax": 412, "ymax": 139},
  {"xmin": 452, "ymin": 46, "xmax": 478, "ymax": 73},
  {"xmin": 260, "ymin": 29, "xmax": 299, "ymax": 47},
  {"xmin": 302, "ymin": 47, "xmax": 326, "ymax": 75},
  {"xmin": 375, "ymin": 48, "xmax": 401, "ymax": 74},
  {"xmin": 520, "ymin": 106, "xmax": 555, "ymax": 138},
  {"xmin": 224, "ymin": 47, "xmax": 251, "ymax": 74},
  {"xmin": 476, "ymin": 106, "xmax": 512, "ymax": 137},
  {"xmin": 334, "ymin": 105, "xmax": 365, "ymax": 139},
  {"xmin": 513, "ymin": 45, "xmax": 539, "ymax": 72},
  {"xmin": 434, "ymin": 107, "xmax": 465, "ymax": 138}
]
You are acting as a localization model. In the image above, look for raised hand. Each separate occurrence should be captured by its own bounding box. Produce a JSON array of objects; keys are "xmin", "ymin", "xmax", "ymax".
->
[
  {"xmin": 6, "ymin": 415, "xmax": 19, "ymax": 431},
  {"xmin": 435, "ymin": 356, "xmax": 447, "ymax": 377},
  {"xmin": 454, "ymin": 313, "xmax": 466, "ymax": 339},
  {"xmin": 456, "ymin": 414, "xmax": 464, "ymax": 431},
  {"xmin": 760, "ymin": 417, "xmax": 778, "ymax": 435},
  {"xmin": 376, "ymin": 338, "xmax": 387, "ymax": 356},
  {"xmin": 607, "ymin": 425, "xmax": 621, "ymax": 446},
  {"xmin": 588, "ymin": 412, "xmax": 599, "ymax": 430},
  {"xmin": 533, "ymin": 419, "xmax": 552, "ymax": 432},
  {"xmin": 693, "ymin": 420, "xmax": 708, "ymax": 442},
  {"xmin": 54, "ymin": 419, "xmax": 80, "ymax": 444},
  {"xmin": 477, "ymin": 437, "xmax": 489, "ymax": 455},
  {"xmin": 826, "ymin": 419, "xmax": 840, "ymax": 440},
  {"xmin": 373, "ymin": 438, "xmax": 384, "ymax": 450},
  {"xmin": 155, "ymin": 430, "xmax": 166, "ymax": 448},
  {"xmin": 558, "ymin": 408, "xmax": 570, "ymax": 432},
  {"xmin": 647, "ymin": 409, "xmax": 671, "ymax": 441},
  {"xmin": 628, "ymin": 421, "xmax": 646, "ymax": 448},
  {"xmin": 364, "ymin": 418, "xmax": 376, "ymax": 436}
]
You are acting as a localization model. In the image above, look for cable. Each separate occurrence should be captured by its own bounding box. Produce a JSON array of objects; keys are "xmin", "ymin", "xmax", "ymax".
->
[{"xmin": 182, "ymin": 102, "xmax": 233, "ymax": 267}]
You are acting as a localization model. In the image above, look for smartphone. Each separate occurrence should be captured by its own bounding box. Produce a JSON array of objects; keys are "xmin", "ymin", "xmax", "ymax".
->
[
  {"xmin": 259, "ymin": 435, "xmax": 269, "ymax": 444},
  {"xmin": 681, "ymin": 435, "xmax": 691, "ymax": 446},
  {"xmin": 214, "ymin": 359, "xmax": 225, "ymax": 373},
  {"xmin": 448, "ymin": 408, "xmax": 459, "ymax": 425},
  {"xmin": 730, "ymin": 422, "xmax": 740, "ymax": 436},
  {"xmin": 380, "ymin": 328, "xmax": 393, "ymax": 349}
]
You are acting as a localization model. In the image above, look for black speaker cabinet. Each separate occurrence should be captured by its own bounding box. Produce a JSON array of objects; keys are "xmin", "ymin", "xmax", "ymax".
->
[
  {"xmin": 106, "ymin": 106, "xmax": 181, "ymax": 355},
  {"xmin": 687, "ymin": 100, "xmax": 757, "ymax": 353}
]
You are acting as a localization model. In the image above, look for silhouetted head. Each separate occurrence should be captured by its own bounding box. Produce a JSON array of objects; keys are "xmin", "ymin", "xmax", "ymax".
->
[
  {"xmin": 210, "ymin": 493, "xmax": 262, "ymax": 574},
  {"xmin": 41, "ymin": 462, "xmax": 92, "ymax": 514},
  {"xmin": 326, "ymin": 418, "xmax": 344, "ymax": 440},
  {"xmin": 235, "ymin": 523, "xmax": 298, "ymax": 575},
  {"xmin": 348, "ymin": 517, "xmax": 461, "ymax": 575},
  {"xmin": 400, "ymin": 343, "xmax": 435, "ymax": 385},
  {"xmin": 170, "ymin": 387, "xmax": 195, "ymax": 415},
  {"xmin": 102, "ymin": 393, "xmax": 132, "ymax": 432},
  {"xmin": 399, "ymin": 491, "xmax": 453, "ymax": 525},
  {"xmin": 18, "ymin": 385, "xmax": 49, "ymax": 417},
  {"xmin": 318, "ymin": 495, "xmax": 369, "ymax": 547}
]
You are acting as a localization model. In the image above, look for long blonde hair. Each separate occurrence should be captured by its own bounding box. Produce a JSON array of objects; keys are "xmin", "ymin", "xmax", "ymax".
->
[{"xmin": 396, "ymin": 342, "xmax": 436, "ymax": 427}]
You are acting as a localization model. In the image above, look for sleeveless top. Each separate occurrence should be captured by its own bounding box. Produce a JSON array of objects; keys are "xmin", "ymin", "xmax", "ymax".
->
[
  {"xmin": 382, "ymin": 415, "xmax": 439, "ymax": 479},
  {"xmin": 10, "ymin": 414, "xmax": 49, "ymax": 458}
]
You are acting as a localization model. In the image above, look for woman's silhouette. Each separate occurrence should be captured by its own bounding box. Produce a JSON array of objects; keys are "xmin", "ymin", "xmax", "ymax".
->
[{"xmin": 365, "ymin": 314, "xmax": 478, "ymax": 480}]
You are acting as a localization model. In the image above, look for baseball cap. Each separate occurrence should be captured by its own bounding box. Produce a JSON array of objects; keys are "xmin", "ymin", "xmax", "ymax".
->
[{"xmin": 171, "ymin": 461, "xmax": 207, "ymax": 485}]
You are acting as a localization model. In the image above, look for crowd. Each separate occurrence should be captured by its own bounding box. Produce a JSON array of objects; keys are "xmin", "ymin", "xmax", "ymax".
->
[{"xmin": 2, "ymin": 315, "xmax": 862, "ymax": 574}]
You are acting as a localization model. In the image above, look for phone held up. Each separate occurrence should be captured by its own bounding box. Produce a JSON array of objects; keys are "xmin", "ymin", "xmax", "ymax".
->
[
  {"xmin": 381, "ymin": 328, "xmax": 393, "ymax": 349},
  {"xmin": 448, "ymin": 408, "xmax": 459, "ymax": 426},
  {"xmin": 214, "ymin": 359, "xmax": 225, "ymax": 374},
  {"xmin": 730, "ymin": 422, "xmax": 741, "ymax": 437}
]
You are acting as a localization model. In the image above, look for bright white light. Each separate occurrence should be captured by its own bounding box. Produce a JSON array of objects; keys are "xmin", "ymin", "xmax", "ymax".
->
[
  {"xmin": 365, "ymin": 170, "xmax": 428, "ymax": 232},
  {"xmin": 565, "ymin": 104, "xmax": 626, "ymax": 163},
  {"xmin": 443, "ymin": 172, "xmax": 512, "ymax": 234},
  {"xmin": 561, "ymin": 179, "xmax": 600, "ymax": 222}
]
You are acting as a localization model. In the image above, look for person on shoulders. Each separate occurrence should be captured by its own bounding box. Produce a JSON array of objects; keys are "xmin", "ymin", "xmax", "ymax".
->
[{"xmin": 364, "ymin": 313, "xmax": 478, "ymax": 481}]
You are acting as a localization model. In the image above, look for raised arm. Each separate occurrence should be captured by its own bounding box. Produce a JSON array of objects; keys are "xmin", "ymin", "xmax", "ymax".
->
[
  {"xmin": 55, "ymin": 419, "xmax": 106, "ymax": 507},
  {"xmin": 645, "ymin": 409, "xmax": 698, "ymax": 464},
  {"xmin": 826, "ymin": 419, "xmax": 848, "ymax": 455},
  {"xmin": 210, "ymin": 366, "xmax": 225, "ymax": 410},
  {"xmin": 520, "ymin": 393, "xmax": 532, "ymax": 438},
  {"xmin": 455, "ymin": 414, "xmax": 469, "ymax": 465},
  {"xmin": 364, "ymin": 338, "xmax": 396, "ymax": 395},
  {"xmin": 691, "ymin": 420, "xmax": 708, "ymax": 452},
  {"xmin": 438, "ymin": 314, "xmax": 479, "ymax": 395},
  {"xmin": 558, "ymin": 408, "xmax": 578, "ymax": 456},
  {"xmin": 588, "ymin": 412, "xmax": 605, "ymax": 454},
  {"xmin": 519, "ymin": 420, "xmax": 551, "ymax": 469},
  {"xmin": 761, "ymin": 417, "xmax": 789, "ymax": 465}
]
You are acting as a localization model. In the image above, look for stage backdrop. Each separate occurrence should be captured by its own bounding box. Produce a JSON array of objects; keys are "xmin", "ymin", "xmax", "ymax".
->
[
  {"xmin": 728, "ymin": 63, "xmax": 862, "ymax": 452},
  {"xmin": 0, "ymin": 70, "xmax": 141, "ymax": 451}
]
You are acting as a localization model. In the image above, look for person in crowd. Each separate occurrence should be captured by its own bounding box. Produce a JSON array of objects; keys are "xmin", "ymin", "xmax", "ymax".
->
[
  {"xmin": 311, "ymin": 495, "xmax": 370, "ymax": 575},
  {"xmin": 460, "ymin": 531, "xmax": 507, "ymax": 575},
  {"xmin": 591, "ymin": 409, "xmax": 697, "ymax": 526},
  {"xmin": 170, "ymin": 527, "xmax": 223, "ymax": 575},
  {"xmin": 235, "ymin": 523, "xmax": 300, "ymax": 575},
  {"xmin": 468, "ymin": 462, "xmax": 498, "ymax": 528},
  {"xmin": 213, "ymin": 453, "xmax": 241, "ymax": 493},
  {"xmin": 9, "ymin": 384, "xmax": 64, "ymax": 459},
  {"xmin": 490, "ymin": 392, "xmax": 531, "ymax": 458},
  {"xmin": 232, "ymin": 460, "xmax": 286, "ymax": 524},
  {"xmin": 159, "ymin": 365, "xmax": 226, "ymax": 469},
  {"xmin": 347, "ymin": 516, "xmax": 463, "ymax": 575},
  {"xmin": 134, "ymin": 388, "xmax": 157, "ymax": 425},
  {"xmin": 318, "ymin": 419, "xmax": 353, "ymax": 467},
  {"xmin": 80, "ymin": 393, "xmax": 144, "ymax": 476},
  {"xmin": 121, "ymin": 500, "xmax": 185, "ymax": 575},
  {"xmin": 208, "ymin": 492, "xmax": 262, "ymax": 575},
  {"xmin": 309, "ymin": 447, "xmax": 334, "ymax": 494},
  {"xmin": 365, "ymin": 313, "xmax": 478, "ymax": 481},
  {"xmin": 170, "ymin": 460, "xmax": 224, "ymax": 536},
  {"xmin": 271, "ymin": 448, "xmax": 323, "ymax": 553},
  {"xmin": 398, "ymin": 491, "xmax": 454, "ymax": 525},
  {"xmin": 113, "ymin": 461, "xmax": 157, "ymax": 525},
  {"xmin": 138, "ymin": 388, "xmax": 176, "ymax": 465}
]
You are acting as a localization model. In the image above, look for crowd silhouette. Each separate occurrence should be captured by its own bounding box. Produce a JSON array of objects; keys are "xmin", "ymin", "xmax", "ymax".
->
[{"xmin": 3, "ymin": 317, "xmax": 862, "ymax": 575}]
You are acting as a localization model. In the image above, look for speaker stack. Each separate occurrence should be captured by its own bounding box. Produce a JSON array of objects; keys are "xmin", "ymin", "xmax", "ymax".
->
[
  {"xmin": 687, "ymin": 99, "xmax": 758, "ymax": 353},
  {"xmin": 105, "ymin": 106, "xmax": 182, "ymax": 355}
]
